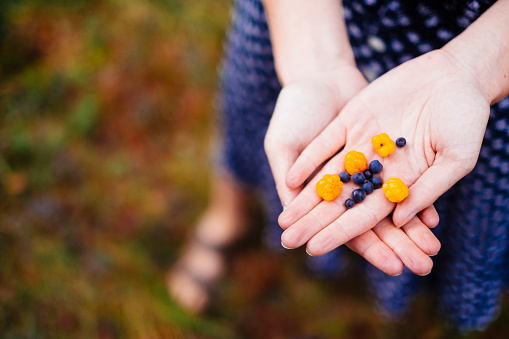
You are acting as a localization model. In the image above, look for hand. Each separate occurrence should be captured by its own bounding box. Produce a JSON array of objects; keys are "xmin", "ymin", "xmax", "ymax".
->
[
  {"xmin": 345, "ymin": 206, "xmax": 440, "ymax": 276},
  {"xmin": 279, "ymin": 49, "xmax": 490, "ymax": 258},
  {"xmin": 264, "ymin": 64, "xmax": 367, "ymax": 207},
  {"xmin": 265, "ymin": 64, "xmax": 441, "ymax": 275}
]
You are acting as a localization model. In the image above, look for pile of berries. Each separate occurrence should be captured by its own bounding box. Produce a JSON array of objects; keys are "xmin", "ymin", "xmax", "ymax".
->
[
  {"xmin": 341, "ymin": 156, "xmax": 384, "ymax": 209},
  {"xmin": 315, "ymin": 133, "xmax": 409, "ymax": 209}
]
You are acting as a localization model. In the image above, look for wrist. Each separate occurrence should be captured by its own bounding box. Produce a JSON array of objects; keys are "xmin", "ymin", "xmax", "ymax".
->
[
  {"xmin": 278, "ymin": 54, "xmax": 357, "ymax": 87},
  {"xmin": 441, "ymin": 39, "xmax": 506, "ymax": 105},
  {"xmin": 263, "ymin": 0, "xmax": 356, "ymax": 86},
  {"xmin": 440, "ymin": 0, "xmax": 509, "ymax": 105},
  {"xmin": 281, "ymin": 63, "xmax": 367, "ymax": 115}
]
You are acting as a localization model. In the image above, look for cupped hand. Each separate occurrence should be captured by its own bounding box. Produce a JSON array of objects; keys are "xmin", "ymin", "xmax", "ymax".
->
[
  {"xmin": 280, "ymin": 49, "xmax": 490, "ymax": 258},
  {"xmin": 265, "ymin": 63, "xmax": 441, "ymax": 275}
]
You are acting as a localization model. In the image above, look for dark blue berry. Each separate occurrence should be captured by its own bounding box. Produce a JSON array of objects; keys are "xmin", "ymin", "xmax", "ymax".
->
[
  {"xmin": 396, "ymin": 137, "xmax": 406, "ymax": 148},
  {"xmin": 339, "ymin": 171, "xmax": 351, "ymax": 183},
  {"xmin": 369, "ymin": 160, "xmax": 383, "ymax": 174},
  {"xmin": 363, "ymin": 170, "xmax": 373, "ymax": 180},
  {"xmin": 352, "ymin": 172, "xmax": 365, "ymax": 185},
  {"xmin": 345, "ymin": 198, "xmax": 355, "ymax": 209},
  {"xmin": 372, "ymin": 177, "xmax": 383, "ymax": 189},
  {"xmin": 352, "ymin": 188, "xmax": 366, "ymax": 203},
  {"xmin": 362, "ymin": 181, "xmax": 374, "ymax": 195}
]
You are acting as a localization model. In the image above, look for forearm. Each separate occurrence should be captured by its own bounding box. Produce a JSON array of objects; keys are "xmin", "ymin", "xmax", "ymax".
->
[
  {"xmin": 442, "ymin": 0, "xmax": 509, "ymax": 104},
  {"xmin": 262, "ymin": 0, "xmax": 356, "ymax": 86}
]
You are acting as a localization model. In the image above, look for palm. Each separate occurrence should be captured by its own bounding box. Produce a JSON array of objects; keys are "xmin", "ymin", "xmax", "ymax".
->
[{"xmin": 280, "ymin": 50, "xmax": 490, "ymax": 256}]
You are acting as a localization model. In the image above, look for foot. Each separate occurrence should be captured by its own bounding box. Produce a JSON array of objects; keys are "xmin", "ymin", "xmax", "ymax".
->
[
  {"xmin": 167, "ymin": 232, "xmax": 227, "ymax": 314},
  {"xmin": 167, "ymin": 176, "xmax": 248, "ymax": 314}
]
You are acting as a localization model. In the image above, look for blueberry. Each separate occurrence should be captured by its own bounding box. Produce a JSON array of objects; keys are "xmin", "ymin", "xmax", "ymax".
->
[
  {"xmin": 352, "ymin": 188, "xmax": 366, "ymax": 203},
  {"xmin": 339, "ymin": 171, "xmax": 351, "ymax": 183},
  {"xmin": 372, "ymin": 177, "xmax": 383, "ymax": 189},
  {"xmin": 363, "ymin": 170, "xmax": 373, "ymax": 180},
  {"xmin": 352, "ymin": 172, "xmax": 365, "ymax": 185},
  {"xmin": 362, "ymin": 181, "xmax": 374, "ymax": 195},
  {"xmin": 345, "ymin": 198, "xmax": 355, "ymax": 209},
  {"xmin": 396, "ymin": 137, "xmax": 406, "ymax": 148},
  {"xmin": 369, "ymin": 160, "xmax": 383, "ymax": 174}
]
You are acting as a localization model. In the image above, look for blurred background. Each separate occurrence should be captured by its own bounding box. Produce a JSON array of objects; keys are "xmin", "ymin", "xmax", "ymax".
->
[{"xmin": 1, "ymin": 0, "xmax": 509, "ymax": 338}]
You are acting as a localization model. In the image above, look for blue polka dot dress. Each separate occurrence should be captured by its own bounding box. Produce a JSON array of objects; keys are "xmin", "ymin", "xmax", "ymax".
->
[{"xmin": 217, "ymin": 0, "xmax": 508, "ymax": 331}]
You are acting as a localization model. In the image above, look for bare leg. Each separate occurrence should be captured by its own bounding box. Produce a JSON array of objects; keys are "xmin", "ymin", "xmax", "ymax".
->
[{"xmin": 167, "ymin": 174, "xmax": 249, "ymax": 314}]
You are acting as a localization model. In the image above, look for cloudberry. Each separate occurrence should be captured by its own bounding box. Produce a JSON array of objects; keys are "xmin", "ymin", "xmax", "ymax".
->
[
  {"xmin": 316, "ymin": 174, "xmax": 343, "ymax": 201},
  {"xmin": 372, "ymin": 133, "xmax": 395, "ymax": 157},
  {"xmin": 382, "ymin": 178, "xmax": 409, "ymax": 203},
  {"xmin": 344, "ymin": 151, "xmax": 367, "ymax": 175}
]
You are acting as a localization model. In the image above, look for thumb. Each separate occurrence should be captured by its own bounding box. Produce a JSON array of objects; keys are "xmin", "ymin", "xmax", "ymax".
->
[
  {"xmin": 393, "ymin": 157, "xmax": 474, "ymax": 227},
  {"xmin": 264, "ymin": 137, "xmax": 300, "ymax": 208},
  {"xmin": 286, "ymin": 116, "xmax": 346, "ymax": 189}
]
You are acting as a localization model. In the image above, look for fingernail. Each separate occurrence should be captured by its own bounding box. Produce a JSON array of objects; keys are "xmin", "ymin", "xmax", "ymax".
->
[
  {"xmin": 306, "ymin": 249, "xmax": 314, "ymax": 256},
  {"xmin": 281, "ymin": 197, "xmax": 288, "ymax": 207},
  {"xmin": 281, "ymin": 241, "xmax": 290, "ymax": 250},
  {"xmin": 418, "ymin": 268, "xmax": 432, "ymax": 276},
  {"xmin": 387, "ymin": 271, "xmax": 402, "ymax": 277},
  {"xmin": 429, "ymin": 252, "xmax": 439, "ymax": 257}
]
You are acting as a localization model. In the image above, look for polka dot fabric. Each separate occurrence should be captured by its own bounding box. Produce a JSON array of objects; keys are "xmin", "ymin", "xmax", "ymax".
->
[
  {"xmin": 217, "ymin": 0, "xmax": 507, "ymax": 331},
  {"xmin": 217, "ymin": 0, "xmax": 284, "ymax": 252}
]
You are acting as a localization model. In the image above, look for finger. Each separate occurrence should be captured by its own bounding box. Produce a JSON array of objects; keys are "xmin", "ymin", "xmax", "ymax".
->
[
  {"xmin": 305, "ymin": 188, "xmax": 394, "ymax": 256},
  {"xmin": 279, "ymin": 143, "xmax": 373, "ymax": 230},
  {"xmin": 278, "ymin": 179, "xmax": 322, "ymax": 230},
  {"xmin": 286, "ymin": 117, "xmax": 347, "ymax": 189},
  {"xmin": 418, "ymin": 205, "xmax": 440, "ymax": 228},
  {"xmin": 393, "ymin": 159, "xmax": 463, "ymax": 227},
  {"xmin": 372, "ymin": 217, "xmax": 434, "ymax": 276},
  {"xmin": 346, "ymin": 230, "xmax": 404, "ymax": 276},
  {"xmin": 264, "ymin": 137, "xmax": 300, "ymax": 208},
  {"xmin": 281, "ymin": 195, "xmax": 347, "ymax": 245},
  {"xmin": 401, "ymin": 216, "xmax": 441, "ymax": 256},
  {"xmin": 278, "ymin": 151, "xmax": 347, "ymax": 229}
]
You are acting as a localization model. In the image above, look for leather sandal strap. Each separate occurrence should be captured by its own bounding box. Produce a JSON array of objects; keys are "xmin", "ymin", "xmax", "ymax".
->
[
  {"xmin": 190, "ymin": 235, "xmax": 235, "ymax": 257},
  {"xmin": 172, "ymin": 262, "xmax": 218, "ymax": 294}
]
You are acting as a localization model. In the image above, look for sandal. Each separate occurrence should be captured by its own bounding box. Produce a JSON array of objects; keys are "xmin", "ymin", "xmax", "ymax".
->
[{"xmin": 167, "ymin": 235, "xmax": 236, "ymax": 314}]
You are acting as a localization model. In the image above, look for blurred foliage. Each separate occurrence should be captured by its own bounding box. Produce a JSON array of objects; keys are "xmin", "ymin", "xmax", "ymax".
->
[
  {"xmin": 0, "ymin": 0, "xmax": 229, "ymax": 337},
  {"xmin": 1, "ymin": 0, "xmax": 509, "ymax": 338}
]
